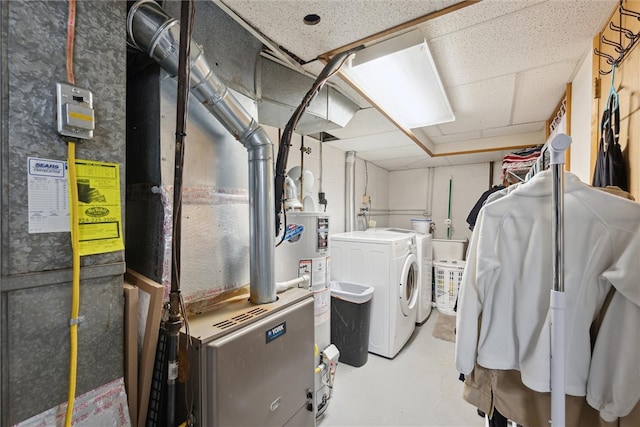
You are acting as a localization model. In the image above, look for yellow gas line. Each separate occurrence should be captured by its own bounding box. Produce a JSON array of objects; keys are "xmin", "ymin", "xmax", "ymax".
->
[{"xmin": 65, "ymin": 141, "xmax": 80, "ymax": 426}]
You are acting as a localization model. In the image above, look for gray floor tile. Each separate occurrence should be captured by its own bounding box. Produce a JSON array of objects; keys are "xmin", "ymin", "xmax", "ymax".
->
[{"xmin": 318, "ymin": 311, "xmax": 485, "ymax": 427}]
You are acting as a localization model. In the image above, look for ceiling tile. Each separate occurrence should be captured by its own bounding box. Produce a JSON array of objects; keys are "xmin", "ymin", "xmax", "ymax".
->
[
  {"xmin": 403, "ymin": 156, "xmax": 452, "ymax": 169},
  {"xmin": 429, "ymin": 0, "xmax": 616, "ymax": 88},
  {"xmin": 482, "ymin": 122, "xmax": 545, "ymax": 137},
  {"xmin": 329, "ymin": 108, "xmax": 397, "ymax": 139},
  {"xmin": 433, "ymin": 130, "xmax": 544, "ymax": 155},
  {"xmin": 415, "ymin": 126, "xmax": 442, "ymax": 138},
  {"xmin": 430, "ymin": 130, "xmax": 483, "ymax": 144},
  {"xmin": 325, "ymin": 130, "xmax": 415, "ymax": 152},
  {"xmin": 220, "ymin": 0, "xmax": 457, "ymax": 62},
  {"xmin": 356, "ymin": 144, "xmax": 427, "ymax": 161},
  {"xmin": 447, "ymin": 151, "xmax": 505, "ymax": 165},
  {"xmin": 436, "ymin": 74, "xmax": 517, "ymax": 135},
  {"xmin": 422, "ymin": 0, "xmax": 545, "ymax": 39},
  {"xmin": 512, "ymin": 61, "xmax": 577, "ymax": 124},
  {"xmin": 372, "ymin": 155, "xmax": 450, "ymax": 171}
]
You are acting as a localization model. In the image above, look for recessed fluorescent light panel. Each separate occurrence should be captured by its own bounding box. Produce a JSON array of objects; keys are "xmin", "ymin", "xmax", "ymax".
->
[{"xmin": 341, "ymin": 30, "xmax": 455, "ymax": 129}]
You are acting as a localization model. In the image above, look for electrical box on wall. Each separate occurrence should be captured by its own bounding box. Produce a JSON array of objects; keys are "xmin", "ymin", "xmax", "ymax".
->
[{"xmin": 56, "ymin": 83, "xmax": 95, "ymax": 139}]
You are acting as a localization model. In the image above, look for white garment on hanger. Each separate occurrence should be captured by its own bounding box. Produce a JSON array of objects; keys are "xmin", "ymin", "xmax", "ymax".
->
[
  {"xmin": 587, "ymin": 286, "xmax": 640, "ymax": 421},
  {"xmin": 455, "ymin": 170, "xmax": 640, "ymax": 420}
]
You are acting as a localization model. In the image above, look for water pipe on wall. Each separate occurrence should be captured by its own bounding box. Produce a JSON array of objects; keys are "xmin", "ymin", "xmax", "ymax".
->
[
  {"xmin": 425, "ymin": 167, "xmax": 435, "ymax": 233},
  {"xmin": 345, "ymin": 151, "xmax": 356, "ymax": 231},
  {"xmin": 446, "ymin": 176, "xmax": 452, "ymax": 239}
]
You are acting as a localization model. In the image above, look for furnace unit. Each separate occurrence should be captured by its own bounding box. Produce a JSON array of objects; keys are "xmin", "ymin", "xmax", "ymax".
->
[{"xmin": 180, "ymin": 288, "xmax": 315, "ymax": 426}]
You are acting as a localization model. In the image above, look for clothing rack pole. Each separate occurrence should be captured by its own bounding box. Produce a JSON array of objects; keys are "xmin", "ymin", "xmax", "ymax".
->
[{"xmin": 549, "ymin": 133, "xmax": 571, "ymax": 427}]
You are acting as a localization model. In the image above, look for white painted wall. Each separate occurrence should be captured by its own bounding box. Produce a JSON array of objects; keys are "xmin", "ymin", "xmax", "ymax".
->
[
  {"xmin": 569, "ymin": 53, "xmax": 593, "ymax": 183},
  {"xmin": 354, "ymin": 156, "xmax": 390, "ymax": 230},
  {"xmin": 492, "ymin": 161, "xmax": 503, "ymax": 186},
  {"xmin": 388, "ymin": 168, "xmax": 430, "ymax": 229},
  {"xmin": 388, "ymin": 163, "xmax": 491, "ymax": 241},
  {"xmin": 430, "ymin": 163, "xmax": 490, "ymax": 240}
]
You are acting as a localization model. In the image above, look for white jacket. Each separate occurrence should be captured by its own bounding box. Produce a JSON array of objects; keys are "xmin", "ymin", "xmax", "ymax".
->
[{"xmin": 455, "ymin": 171, "xmax": 640, "ymax": 420}]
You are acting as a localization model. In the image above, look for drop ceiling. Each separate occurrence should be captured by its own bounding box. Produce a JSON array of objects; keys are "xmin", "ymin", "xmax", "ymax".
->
[{"xmin": 213, "ymin": 0, "xmax": 616, "ymax": 170}]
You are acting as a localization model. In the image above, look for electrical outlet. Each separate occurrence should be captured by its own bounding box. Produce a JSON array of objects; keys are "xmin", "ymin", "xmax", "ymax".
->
[
  {"xmin": 361, "ymin": 195, "xmax": 371, "ymax": 204},
  {"xmin": 56, "ymin": 83, "xmax": 95, "ymax": 140}
]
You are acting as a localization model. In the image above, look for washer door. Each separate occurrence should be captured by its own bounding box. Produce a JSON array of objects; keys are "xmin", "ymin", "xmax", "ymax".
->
[{"xmin": 399, "ymin": 253, "xmax": 419, "ymax": 316}]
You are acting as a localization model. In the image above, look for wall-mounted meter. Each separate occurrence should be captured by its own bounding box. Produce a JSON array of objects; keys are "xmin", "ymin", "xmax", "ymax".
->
[{"xmin": 56, "ymin": 83, "xmax": 95, "ymax": 139}]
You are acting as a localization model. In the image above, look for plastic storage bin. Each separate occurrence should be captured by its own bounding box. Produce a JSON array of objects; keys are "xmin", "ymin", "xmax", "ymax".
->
[
  {"xmin": 434, "ymin": 260, "xmax": 466, "ymax": 315},
  {"xmin": 330, "ymin": 281, "xmax": 374, "ymax": 367},
  {"xmin": 432, "ymin": 238, "xmax": 468, "ymax": 261}
]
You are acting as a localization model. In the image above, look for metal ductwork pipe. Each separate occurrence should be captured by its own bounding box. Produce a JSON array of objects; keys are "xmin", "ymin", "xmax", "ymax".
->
[
  {"xmin": 345, "ymin": 151, "xmax": 356, "ymax": 232},
  {"xmin": 128, "ymin": 0, "xmax": 276, "ymax": 304}
]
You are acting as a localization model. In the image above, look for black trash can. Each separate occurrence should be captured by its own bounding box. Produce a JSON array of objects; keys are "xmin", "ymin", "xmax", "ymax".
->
[{"xmin": 330, "ymin": 281, "xmax": 374, "ymax": 367}]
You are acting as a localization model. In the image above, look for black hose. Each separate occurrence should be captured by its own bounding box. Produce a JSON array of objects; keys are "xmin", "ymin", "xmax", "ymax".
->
[{"xmin": 274, "ymin": 46, "xmax": 363, "ymax": 236}]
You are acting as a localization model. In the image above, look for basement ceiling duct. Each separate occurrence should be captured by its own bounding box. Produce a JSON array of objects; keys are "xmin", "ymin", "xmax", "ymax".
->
[{"xmin": 256, "ymin": 56, "xmax": 359, "ymax": 135}]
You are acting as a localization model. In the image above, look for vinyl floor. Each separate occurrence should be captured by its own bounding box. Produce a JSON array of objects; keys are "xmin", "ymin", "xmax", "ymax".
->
[{"xmin": 317, "ymin": 310, "xmax": 485, "ymax": 427}]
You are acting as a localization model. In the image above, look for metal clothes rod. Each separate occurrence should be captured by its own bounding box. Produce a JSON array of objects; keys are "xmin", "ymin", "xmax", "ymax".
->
[{"xmin": 549, "ymin": 133, "xmax": 572, "ymax": 427}]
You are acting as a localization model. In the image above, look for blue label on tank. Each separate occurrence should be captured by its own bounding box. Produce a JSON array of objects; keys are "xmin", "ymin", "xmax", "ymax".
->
[
  {"xmin": 284, "ymin": 224, "xmax": 304, "ymax": 242},
  {"xmin": 266, "ymin": 322, "xmax": 287, "ymax": 343}
]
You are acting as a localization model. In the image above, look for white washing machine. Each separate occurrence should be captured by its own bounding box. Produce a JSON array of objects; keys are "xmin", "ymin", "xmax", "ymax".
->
[
  {"xmin": 366, "ymin": 228, "xmax": 433, "ymax": 324},
  {"xmin": 330, "ymin": 231, "xmax": 419, "ymax": 358}
]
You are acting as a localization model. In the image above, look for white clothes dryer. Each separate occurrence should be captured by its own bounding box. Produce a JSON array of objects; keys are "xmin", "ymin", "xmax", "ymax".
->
[
  {"xmin": 330, "ymin": 231, "xmax": 419, "ymax": 358},
  {"xmin": 366, "ymin": 228, "xmax": 433, "ymax": 324}
]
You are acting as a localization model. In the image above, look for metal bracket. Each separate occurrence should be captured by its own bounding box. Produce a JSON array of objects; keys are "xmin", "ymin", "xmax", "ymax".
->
[{"xmin": 69, "ymin": 315, "xmax": 86, "ymax": 326}]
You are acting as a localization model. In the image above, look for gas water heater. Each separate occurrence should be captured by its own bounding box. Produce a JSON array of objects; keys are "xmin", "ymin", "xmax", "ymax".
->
[{"xmin": 274, "ymin": 211, "xmax": 337, "ymax": 417}]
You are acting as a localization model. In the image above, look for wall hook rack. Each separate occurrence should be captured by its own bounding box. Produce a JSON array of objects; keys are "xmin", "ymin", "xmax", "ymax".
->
[{"xmin": 595, "ymin": 2, "xmax": 640, "ymax": 75}]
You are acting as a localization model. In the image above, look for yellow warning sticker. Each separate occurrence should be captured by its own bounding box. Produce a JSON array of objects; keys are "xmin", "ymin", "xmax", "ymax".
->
[{"xmin": 74, "ymin": 159, "xmax": 124, "ymax": 255}]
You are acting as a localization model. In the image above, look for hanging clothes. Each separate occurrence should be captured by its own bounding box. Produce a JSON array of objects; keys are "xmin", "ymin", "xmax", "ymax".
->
[
  {"xmin": 463, "ymin": 362, "xmax": 640, "ymax": 427},
  {"xmin": 502, "ymin": 146, "xmax": 543, "ymax": 184},
  {"xmin": 455, "ymin": 170, "xmax": 640, "ymax": 421},
  {"xmin": 466, "ymin": 185, "xmax": 505, "ymax": 231},
  {"xmin": 592, "ymin": 77, "xmax": 628, "ymax": 191},
  {"xmin": 462, "ymin": 287, "xmax": 640, "ymax": 426}
]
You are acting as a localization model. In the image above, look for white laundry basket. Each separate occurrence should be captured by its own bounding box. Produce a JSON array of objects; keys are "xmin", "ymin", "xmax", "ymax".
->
[{"xmin": 434, "ymin": 260, "xmax": 466, "ymax": 315}]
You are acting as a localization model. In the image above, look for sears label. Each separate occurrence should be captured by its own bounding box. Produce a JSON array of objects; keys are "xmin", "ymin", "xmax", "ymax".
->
[
  {"xmin": 265, "ymin": 322, "xmax": 287, "ymax": 343},
  {"xmin": 28, "ymin": 158, "xmax": 66, "ymax": 178}
]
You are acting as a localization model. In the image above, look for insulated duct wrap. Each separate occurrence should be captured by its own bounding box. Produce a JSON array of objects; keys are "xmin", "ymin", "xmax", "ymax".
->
[
  {"xmin": 128, "ymin": 0, "xmax": 275, "ymax": 304},
  {"xmin": 256, "ymin": 56, "xmax": 359, "ymax": 135}
]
